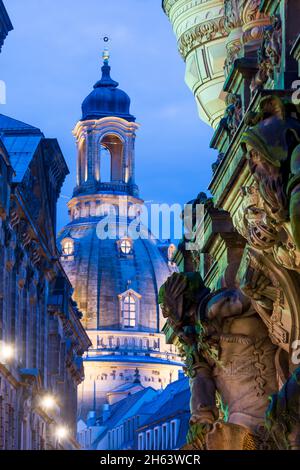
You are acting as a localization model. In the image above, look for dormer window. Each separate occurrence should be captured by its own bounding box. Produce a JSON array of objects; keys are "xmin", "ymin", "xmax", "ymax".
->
[
  {"xmin": 123, "ymin": 294, "xmax": 136, "ymax": 329},
  {"xmin": 118, "ymin": 289, "xmax": 141, "ymax": 330},
  {"xmin": 62, "ymin": 238, "xmax": 74, "ymax": 256},
  {"xmin": 120, "ymin": 239, "xmax": 132, "ymax": 255}
]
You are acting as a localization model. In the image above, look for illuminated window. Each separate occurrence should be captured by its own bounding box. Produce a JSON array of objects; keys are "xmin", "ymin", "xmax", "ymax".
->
[
  {"xmin": 138, "ymin": 433, "xmax": 144, "ymax": 450},
  {"xmin": 146, "ymin": 430, "xmax": 152, "ymax": 450},
  {"xmin": 120, "ymin": 239, "xmax": 132, "ymax": 255},
  {"xmin": 62, "ymin": 238, "xmax": 74, "ymax": 256},
  {"xmin": 162, "ymin": 423, "xmax": 168, "ymax": 450},
  {"xmin": 122, "ymin": 294, "xmax": 136, "ymax": 329},
  {"xmin": 170, "ymin": 420, "xmax": 177, "ymax": 449},
  {"xmin": 154, "ymin": 427, "xmax": 160, "ymax": 450}
]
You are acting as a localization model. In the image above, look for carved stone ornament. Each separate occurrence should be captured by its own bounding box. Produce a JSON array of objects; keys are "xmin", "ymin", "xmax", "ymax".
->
[
  {"xmin": 236, "ymin": 246, "xmax": 300, "ymax": 353},
  {"xmin": 158, "ymin": 272, "xmax": 297, "ymax": 449},
  {"xmin": 219, "ymin": 93, "xmax": 243, "ymax": 140},
  {"xmin": 251, "ymin": 15, "xmax": 282, "ymax": 93},
  {"xmin": 178, "ymin": 17, "xmax": 227, "ymax": 60},
  {"xmin": 239, "ymin": 96, "xmax": 300, "ymax": 271}
]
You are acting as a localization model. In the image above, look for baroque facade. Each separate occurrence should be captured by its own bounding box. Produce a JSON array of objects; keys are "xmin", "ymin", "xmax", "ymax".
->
[
  {"xmin": 162, "ymin": 0, "xmax": 300, "ymax": 450},
  {"xmin": 58, "ymin": 48, "xmax": 182, "ymax": 422},
  {"xmin": 0, "ymin": 1, "xmax": 91, "ymax": 450}
]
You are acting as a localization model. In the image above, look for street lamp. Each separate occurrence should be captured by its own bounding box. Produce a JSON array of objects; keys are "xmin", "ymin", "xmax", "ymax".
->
[
  {"xmin": 0, "ymin": 342, "xmax": 14, "ymax": 362},
  {"xmin": 56, "ymin": 426, "xmax": 68, "ymax": 440},
  {"xmin": 40, "ymin": 394, "xmax": 56, "ymax": 410}
]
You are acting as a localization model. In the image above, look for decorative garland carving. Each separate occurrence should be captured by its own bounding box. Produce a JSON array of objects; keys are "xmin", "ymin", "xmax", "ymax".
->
[
  {"xmin": 178, "ymin": 17, "xmax": 227, "ymax": 59},
  {"xmin": 236, "ymin": 96, "xmax": 300, "ymax": 272}
]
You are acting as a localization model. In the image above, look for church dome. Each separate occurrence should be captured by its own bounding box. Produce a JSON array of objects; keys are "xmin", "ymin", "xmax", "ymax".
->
[
  {"xmin": 58, "ymin": 220, "xmax": 171, "ymax": 332},
  {"xmin": 81, "ymin": 60, "xmax": 136, "ymax": 122}
]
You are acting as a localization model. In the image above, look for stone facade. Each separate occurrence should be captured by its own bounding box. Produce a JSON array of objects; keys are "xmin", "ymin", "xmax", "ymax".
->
[
  {"xmin": 0, "ymin": 2, "xmax": 91, "ymax": 449},
  {"xmin": 162, "ymin": 0, "xmax": 300, "ymax": 450}
]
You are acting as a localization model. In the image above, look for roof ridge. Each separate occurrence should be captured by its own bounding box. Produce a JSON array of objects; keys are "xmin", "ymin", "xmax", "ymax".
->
[{"xmin": 0, "ymin": 114, "xmax": 43, "ymax": 135}]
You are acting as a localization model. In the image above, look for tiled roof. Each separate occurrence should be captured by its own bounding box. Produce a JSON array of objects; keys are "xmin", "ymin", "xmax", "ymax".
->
[
  {"xmin": 1, "ymin": 134, "xmax": 42, "ymax": 182},
  {"xmin": 0, "ymin": 114, "xmax": 42, "ymax": 135},
  {"xmin": 109, "ymin": 382, "xmax": 144, "ymax": 393},
  {"xmin": 0, "ymin": 114, "xmax": 44, "ymax": 182},
  {"xmin": 91, "ymin": 387, "xmax": 157, "ymax": 449},
  {"xmin": 137, "ymin": 377, "xmax": 190, "ymax": 427}
]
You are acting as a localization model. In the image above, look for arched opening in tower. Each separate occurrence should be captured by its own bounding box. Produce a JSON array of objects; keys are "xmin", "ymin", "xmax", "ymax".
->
[
  {"xmin": 100, "ymin": 144, "xmax": 112, "ymax": 182},
  {"xmin": 100, "ymin": 134, "xmax": 124, "ymax": 183}
]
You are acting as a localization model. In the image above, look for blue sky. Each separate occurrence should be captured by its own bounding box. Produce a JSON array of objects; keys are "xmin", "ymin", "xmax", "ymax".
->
[{"xmin": 1, "ymin": 0, "xmax": 215, "ymax": 230}]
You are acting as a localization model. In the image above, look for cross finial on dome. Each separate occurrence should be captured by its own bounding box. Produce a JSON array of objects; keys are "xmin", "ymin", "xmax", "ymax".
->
[{"xmin": 102, "ymin": 36, "xmax": 110, "ymax": 64}]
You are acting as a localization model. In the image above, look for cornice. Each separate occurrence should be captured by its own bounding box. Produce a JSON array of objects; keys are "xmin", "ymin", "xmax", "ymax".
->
[
  {"xmin": 162, "ymin": 0, "xmax": 182, "ymax": 16},
  {"xmin": 178, "ymin": 16, "xmax": 227, "ymax": 60}
]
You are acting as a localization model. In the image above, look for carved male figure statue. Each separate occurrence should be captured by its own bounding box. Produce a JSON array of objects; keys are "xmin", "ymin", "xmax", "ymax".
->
[{"xmin": 159, "ymin": 273, "xmax": 279, "ymax": 449}]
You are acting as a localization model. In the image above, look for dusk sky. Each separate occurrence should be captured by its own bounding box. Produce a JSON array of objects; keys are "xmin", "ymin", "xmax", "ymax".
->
[{"xmin": 0, "ymin": 0, "xmax": 216, "ymax": 230}]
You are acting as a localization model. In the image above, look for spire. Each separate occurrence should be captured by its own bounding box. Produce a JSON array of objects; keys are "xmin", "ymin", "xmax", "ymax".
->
[
  {"xmin": 94, "ymin": 36, "xmax": 119, "ymax": 89},
  {"xmin": 102, "ymin": 37, "xmax": 110, "ymax": 64}
]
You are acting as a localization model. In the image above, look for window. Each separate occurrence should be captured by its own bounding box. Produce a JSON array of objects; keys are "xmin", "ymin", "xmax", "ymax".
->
[
  {"xmin": 154, "ymin": 427, "xmax": 160, "ymax": 450},
  {"xmin": 146, "ymin": 430, "xmax": 152, "ymax": 450},
  {"xmin": 120, "ymin": 239, "xmax": 132, "ymax": 255},
  {"xmin": 170, "ymin": 420, "xmax": 177, "ymax": 449},
  {"xmin": 62, "ymin": 238, "xmax": 74, "ymax": 256},
  {"xmin": 138, "ymin": 433, "xmax": 144, "ymax": 450},
  {"xmin": 162, "ymin": 423, "xmax": 168, "ymax": 450},
  {"xmin": 119, "ymin": 290, "xmax": 141, "ymax": 330},
  {"xmin": 122, "ymin": 294, "xmax": 136, "ymax": 329}
]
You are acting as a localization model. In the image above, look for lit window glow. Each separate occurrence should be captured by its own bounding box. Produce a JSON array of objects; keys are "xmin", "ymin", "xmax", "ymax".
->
[
  {"xmin": 120, "ymin": 239, "xmax": 132, "ymax": 255},
  {"xmin": 62, "ymin": 239, "xmax": 74, "ymax": 256},
  {"xmin": 123, "ymin": 294, "xmax": 136, "ymax": 329}
]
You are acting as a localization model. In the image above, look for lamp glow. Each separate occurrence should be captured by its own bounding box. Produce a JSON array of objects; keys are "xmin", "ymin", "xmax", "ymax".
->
[
  {"xmin": 56, "ymin": 426, "xmax": 68, "ymax": 440},
  {"xmin": 0, "ymin": 343, "xmax": 14, "ymax": 362},
  {"xmin": 41, "ymin": 395, "xmax": 56, "ymax": 410}
]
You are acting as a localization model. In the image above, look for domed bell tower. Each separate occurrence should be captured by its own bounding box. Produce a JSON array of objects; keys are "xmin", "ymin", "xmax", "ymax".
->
[{"xmin": 71, "ymin": 47, "xmax": 140, "ymax": 220}]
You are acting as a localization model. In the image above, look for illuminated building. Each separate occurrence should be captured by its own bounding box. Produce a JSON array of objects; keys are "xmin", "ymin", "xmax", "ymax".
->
[{"xmin": 58, "ymin": 48, "xmax": 182, "ymax": 420}]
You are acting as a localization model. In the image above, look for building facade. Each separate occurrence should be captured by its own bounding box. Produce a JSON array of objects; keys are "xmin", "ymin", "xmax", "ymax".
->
[
  {"xmin": 136, "ymin": 376, "xmax": 190, "ymax": 451},
  {"xmin": 58, "ymin": 49, "xmax": 182, "ymax": 421},
  {"xmin": 77, "ymin": 375, "xmax": 190, "ymax": 451},
  {"xmin": 162, "ymin": 0, "xmax": 300, "ymax": 450},
  {"xmin": 0, "ymin": 1, "xmax": 91, "ymax": 450}
]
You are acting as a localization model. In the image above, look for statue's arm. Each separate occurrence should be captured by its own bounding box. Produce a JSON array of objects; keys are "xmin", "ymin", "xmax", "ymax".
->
[{"xmin": 190, "ymin": 360, "xmax": 218, "ymax": 425}]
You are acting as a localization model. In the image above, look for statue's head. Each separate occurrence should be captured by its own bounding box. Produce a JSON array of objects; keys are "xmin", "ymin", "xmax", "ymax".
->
[{"xmin": 159, "ymin": 272, "xmax": 210, "ymax": 328}]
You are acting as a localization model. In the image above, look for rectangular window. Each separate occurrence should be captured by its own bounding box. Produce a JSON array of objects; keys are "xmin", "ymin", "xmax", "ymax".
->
[
  {"xmin": 170, "ymin": 420, "xmax": 177, "ymax": 449},
  {"xmin": 146, "ymin": 430, "xmax": 152, "ymax": 450},
  {"xmin": 123, "ymin": 295, "xmax": 136, "ymax": 329},
  {"xmin": 138, "ymin": 433, "xmax": 144, "ymax": 450},
  {"xmin": 162, "ymin": 423, "xmax": 168, "ymax": 450},
  {"xmin": 154, "ymin": 427, "xmax": 160, "ymax": 450}
]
